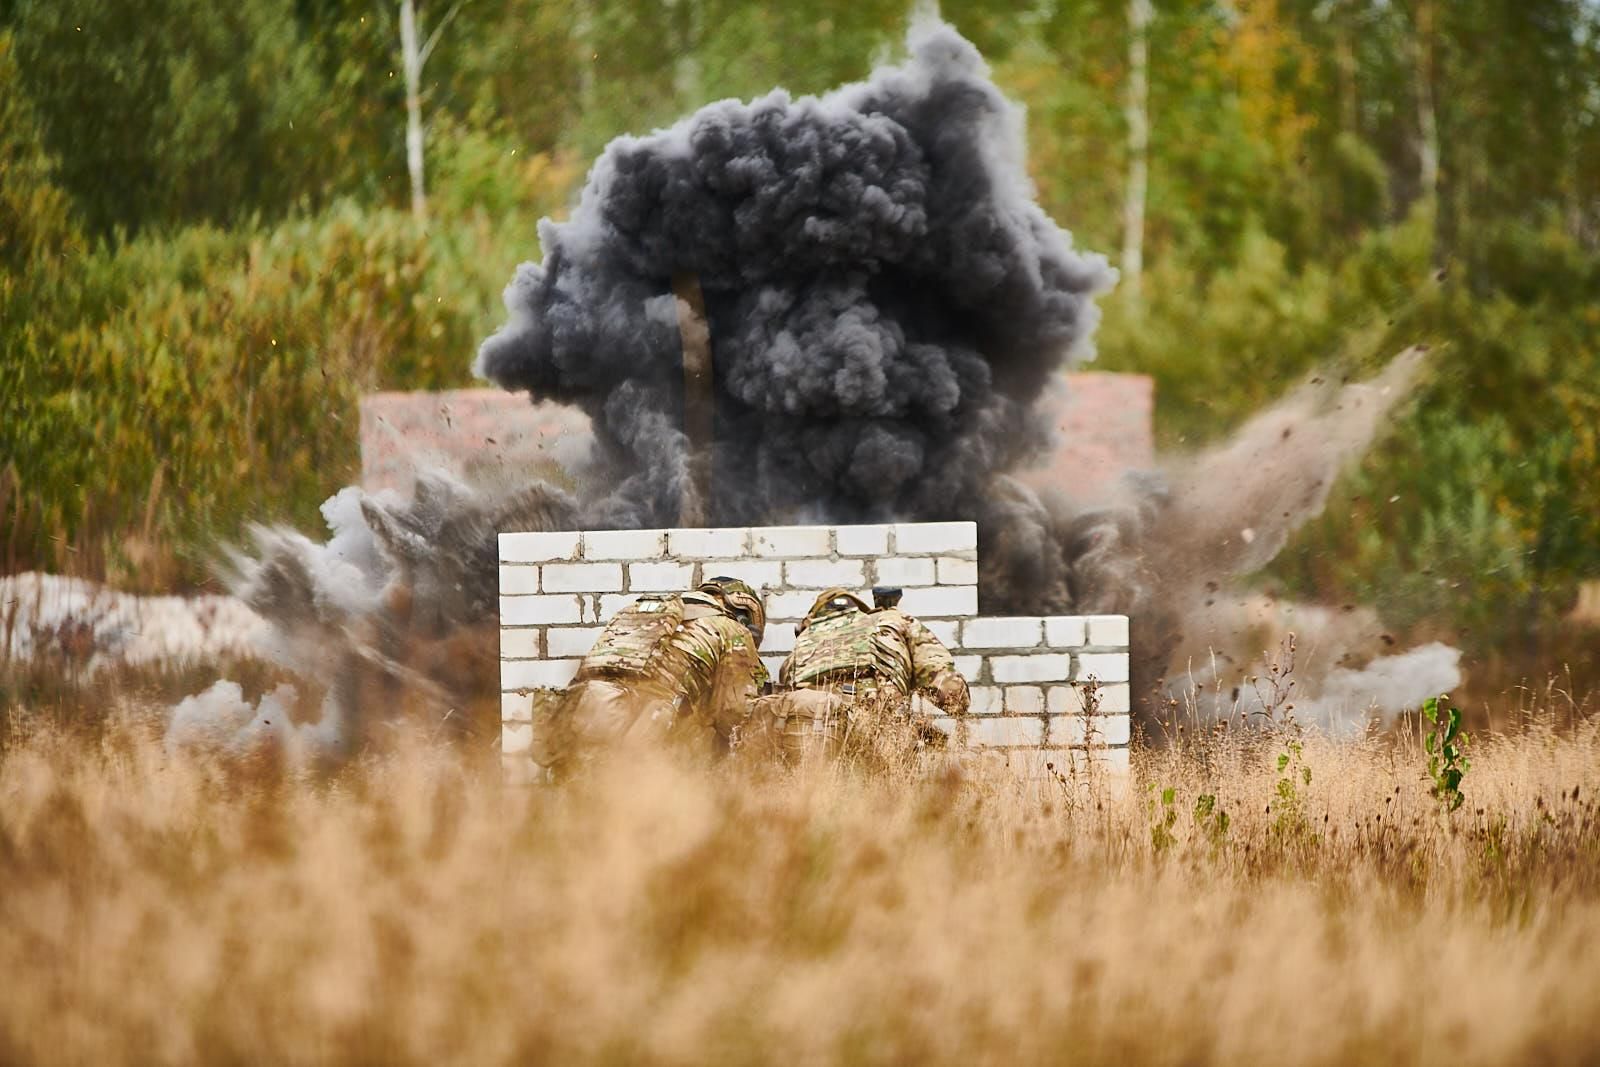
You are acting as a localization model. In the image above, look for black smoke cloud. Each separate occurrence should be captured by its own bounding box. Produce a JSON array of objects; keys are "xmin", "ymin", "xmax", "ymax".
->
[{"xmin": 476, "ymin": 20, "xmax": 1115, "ymax": 538}]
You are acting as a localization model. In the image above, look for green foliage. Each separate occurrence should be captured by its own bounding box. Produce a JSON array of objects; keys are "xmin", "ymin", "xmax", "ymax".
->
[
  {"xmin": 1422, "ymin": 694, "xmax": 1471, "ymax": 813},
  {"xmin": 0, "ymin": 32, "xmax": 78, "ymax": 271},
  {"xmin": 0, "ymin": 200, "xmax": 544, "ymax": 586},
  {"xmin": 1193, "ymin": 792, "xmax": 1230, "ymax": 846},
  {"xmin": 1145, "ymin": 788, "xmax": 1230, "ymax": 854},
  {"xmin": 7, "ymin": 0, "xmax": 337, "ymax": 238},
  {"xmin": 1149, "ymin": 784, "xmax": 1178, "ymax": 852},
  {"xmin": 1270, "ymin": 739, "xmax": 1317, "ymax": 846}
]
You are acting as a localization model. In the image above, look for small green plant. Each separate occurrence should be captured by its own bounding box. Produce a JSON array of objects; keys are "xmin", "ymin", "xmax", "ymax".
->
[
  {"xmin": 1422, "ymin": 693, "xmax": 1471, "ymax": 813},
  {"xmin": 1269, "ymin": 739, "xmax": 1315, "ymax": 844},
  {"xmin": 1193, "ymin": 793, "xmax": 1230, "ymax": 846},
  {"xmin": 1149, "ymin": 785, "xmax": 1178, "ymax": 852}
]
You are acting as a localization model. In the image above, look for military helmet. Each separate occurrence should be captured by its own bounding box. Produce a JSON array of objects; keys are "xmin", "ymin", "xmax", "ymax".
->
[
  {"xmin": 798, "ymin": 586, "xmax": 872, "ymax": 632},
  {"xmin": 699, "ymin": 576, "xmax": 766, "ymax": 643}
]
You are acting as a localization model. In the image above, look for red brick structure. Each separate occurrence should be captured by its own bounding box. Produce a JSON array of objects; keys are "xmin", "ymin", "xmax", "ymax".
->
[
  {"xmin": 359, "ymin": 373, "xmax": 1155, "ymax": 500},
  {"xmin": 1014, "ymin": 372, "xmax": 1155, "ymax": 502}
]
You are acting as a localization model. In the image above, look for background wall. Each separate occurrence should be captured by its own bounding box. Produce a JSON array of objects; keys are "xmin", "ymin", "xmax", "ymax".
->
[
  {"xmin": 498, "ymin": 521, "xmax": 1130, "ymax": 779},
  {"xmin": 363, "ymin": 372, "xmax": 1154, "ymax": 504}
]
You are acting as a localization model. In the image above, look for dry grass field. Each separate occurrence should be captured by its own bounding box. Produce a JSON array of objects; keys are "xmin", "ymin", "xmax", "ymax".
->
[{"xmin": 2, "ymin": 695, "xmax": 1598, "ymax": 1066}]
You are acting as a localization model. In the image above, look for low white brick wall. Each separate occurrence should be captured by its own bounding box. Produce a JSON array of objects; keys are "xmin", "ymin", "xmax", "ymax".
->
[
  {"xmin": 940, "ymin": 613, "xmax": 1131, "ymax": 752},
  {"xmin": 499, "ymin": 522, "xmax": 1130, "ymax": 777}
]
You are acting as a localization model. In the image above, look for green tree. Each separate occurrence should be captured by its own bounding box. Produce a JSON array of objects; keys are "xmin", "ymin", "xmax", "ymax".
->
[{"xmin": 8, "ymin": 0, "xmax": 332, "ymax": 238}]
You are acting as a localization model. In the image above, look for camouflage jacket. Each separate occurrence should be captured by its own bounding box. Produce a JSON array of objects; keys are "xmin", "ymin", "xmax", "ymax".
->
[
  {"xmin": 576, "ymin": 593, "xmax": 767, "ymax": 730},
  {"xmin": 780, "ymin": 606, "xmax": 966, "ymax": 711}
]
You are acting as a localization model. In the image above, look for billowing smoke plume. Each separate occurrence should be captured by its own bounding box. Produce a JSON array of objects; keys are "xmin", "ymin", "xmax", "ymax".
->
[
  {"xmin": 1091, "ymin": 348, "xmax": 1458, "ymax": 733},
  {"xmin": 167, "ymin": 681, "xmax": 345, "ymax": 767},
  {"xmin": 162, "ymin": 472, "xmax": 577, "ymax": 760},
  {"xmin": 476, "ymin": 19, "xmax": 1114, "ymax": 549}
]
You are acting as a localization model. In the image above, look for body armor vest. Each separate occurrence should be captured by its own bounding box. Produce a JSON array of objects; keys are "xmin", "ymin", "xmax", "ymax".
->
[
  {"xmin": 578, "ymin": 593, "xmax": 746, "ymax": 705},
  {"xmin": 786, "ymin": 609, "xmax": 914, "ymax": 695},
  {"xmin": 581, "ymin": 595, "xmax": 685, "ymax": 678}
]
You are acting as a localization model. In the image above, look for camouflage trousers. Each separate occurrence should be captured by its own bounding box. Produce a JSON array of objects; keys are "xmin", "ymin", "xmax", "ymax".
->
[
  {"xmin": 533, "ymin": 676, "xmax": 696, "ymax": 775},
  {"xmin": 748, "ymin": 686, "xmax": 948, "ymax": 767}
]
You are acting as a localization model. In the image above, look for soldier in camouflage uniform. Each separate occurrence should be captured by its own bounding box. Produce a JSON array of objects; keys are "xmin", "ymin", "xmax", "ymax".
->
[
  {"xmin": 756, "ymin": 586, "xmax": 970, "ymax": 765},
  {"xmin": 533, "ymin": 576, "xmax": 767, "ymax": 777}
]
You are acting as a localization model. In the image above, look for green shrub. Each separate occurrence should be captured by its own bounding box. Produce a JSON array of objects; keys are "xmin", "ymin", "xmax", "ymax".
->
[{"xmin": 0, "ymin": 198, "xmax": 563, "ymax": 589}]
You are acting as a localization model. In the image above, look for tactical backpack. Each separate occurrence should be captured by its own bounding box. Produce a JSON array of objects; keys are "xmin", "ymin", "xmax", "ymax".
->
[{"xmin": 581, "ymin": 594, "xmax": 685, "ymax": 677}]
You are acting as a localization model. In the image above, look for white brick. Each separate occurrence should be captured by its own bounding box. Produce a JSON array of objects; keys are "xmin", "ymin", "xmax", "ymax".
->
[
  {"xmin": 500, "ymin": 595, "xmax": 583, "ymax": 625},
  {"xmin": 1005, "ymin": 686, "xmax": 1045, "ymax": 713},
  {"xmin": 1095, "ymin": 683, "xmax": 1131, "ymax": 713},
  {"xmin": 923, "ymin": 619, "xmax": 959, "ymax": 646},
  {"xmin": 965, "ymin": 716, "xmax": 1044, "ymax": 747},
  {"xmin": 1047, "ymin": 714, "xmax": 1080, "ymax": 746},
  {"xmin": 499, "ymin": 531, "xmax": 580, "ymax": 563},
  {"xmin": 1048, "ymin": 714, "xmax": 1131, "ymax": 747},
  {"xmin": 546, "ymin": 626, "xmax": 604, "ymax": 658},
  {"xmin": 928, "ymin": 717, "xmax": 959, "ymax": 739},
  {"xmin": 750, "ymin": 526, "xmax": 832, "ymax": 557},
  {"xmin": 542, "ymin": 562, "xmax": 624, "ymax": 593},
  {"xmin": 871, "ymin": 556, "xmax": 933, "ymax": 586},
  {"xmin": 761, "ymin": 622, "xmax": 798, "ymax": 653},
  {"xmin": 668, "ymin": 528, "xmax": 748, "ymax": 558},
  {"xmin": 502, "ymin": 722, "xmax": 533, "ymax": 755},
  {"xmin": 834, "ymin": 524, "xmax": 889, "ymax": 556},
  {"xmin": 1047, "ymin": 683, "xmax": 1131, "ymax": 715},
  {"xmin": 498, "ymin": 565, "xmax": 542, "ymax": 595},
  {"xmin": 583, "ymin": 529, "xmax": 666, "ymax": 560},
  {"xmin": 761, "ymin": 656, "xmax": 787, "ymax": 678},
  {"xmin": 500, "ymin": 629, "xmax": 541, "ymax": 659},
  {"xmin": 893, "ymin": 521, "xmax": 977, "ymax": 554},
  {"xmin": 766, "ymin": 589, "xmax": 826, "ymax": 620},
  {"xmin": 991, "ymin": 653, "xmax": 1073, "ymax": 683},
  {"xmin": 784, "ymin": 559, "xmax": 866, "ymax": 588},
  {"xmin": 501, "ymin": 658, "xmax": 580, "ymax": 689},
  {"xmin": 1075, "ymin": 652, "xmax": 1129, "ymax": 683},
  {"xmin": 701, "ymin": 559, "xmax": 783, "ymax": 589},
  {"xmin": 936, "ymin": 557, "xmax": 978, "ymax": 584},
  {"xmin": 1086, "ymin": 614, "xmax": 1130, "ymax": 647},
  {"xmin": 969, "ymin": 686, "xmax": 1003, "ymax": 714},
  {"xmin": 1048, "ymin": 685, "xmax": 1085, "ymax": 715},
  {"xmin": 502, "ymin": 691, "xmax": 535, "ymax": 722},
  {"xmin": 1044, "ymin": 616, "xmax": 1088, "ymax": 647},
  {"xmin": 961, "ymin": 617, "xmax": 1042, "ymax": 650},
  {"xmin": 598, "ymin": 594, "xmax": 635, "ymax": 619},
  {"xmin": 628, "ymin": 560, "xmax": 695, "ymax": 592},
  {"xmin": 954, "ymin": 655, "xmax": 983, "ymax": 681},
  {"xmin": 898, "ymin": 585, "xmax": 977, "ymax": 618}
]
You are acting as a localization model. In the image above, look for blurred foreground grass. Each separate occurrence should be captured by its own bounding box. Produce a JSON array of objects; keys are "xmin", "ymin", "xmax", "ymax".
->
[{"xmin": 2, "ymin": 701, "xmax": 1598, "ymax": 1065}]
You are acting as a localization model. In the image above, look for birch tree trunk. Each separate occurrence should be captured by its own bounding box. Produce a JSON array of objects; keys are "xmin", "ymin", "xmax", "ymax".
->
[
  {"xmin": 400, "ymin": 0, "xmax": 427, "ymax": 223},
  {"xmin": 1335, "ymin": 0, "xmax": 1359, "ymax": 137},
  {"xmin": 1413, "ymin": 0, "xmax": 1439, "ymax": 201},
  {"xmin": 1121, "ymin": 0, "xmax": 1152, "ymax": 308}
]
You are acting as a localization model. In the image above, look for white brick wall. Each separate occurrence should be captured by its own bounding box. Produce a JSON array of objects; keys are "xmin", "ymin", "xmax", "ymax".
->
[
  {"xmin": 962, "ymin": 617, "xmax": 1042, "ymax": 649},
  {"xmin": 498, "ymin": 523, "xmax": 1130, "ymax": 770}
]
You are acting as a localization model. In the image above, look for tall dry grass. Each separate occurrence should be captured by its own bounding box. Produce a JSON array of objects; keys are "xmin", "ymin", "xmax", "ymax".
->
[{"xmin": 1, "ymin": 704, "xmax": 1598, "ymax": 1066}]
